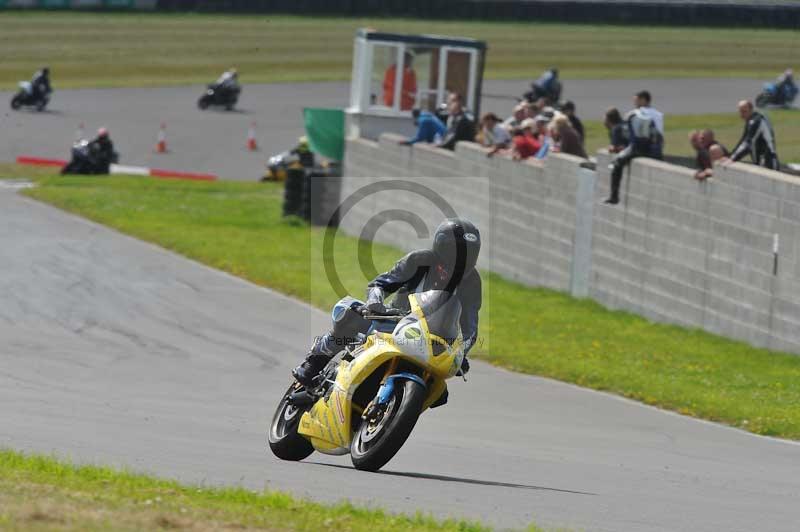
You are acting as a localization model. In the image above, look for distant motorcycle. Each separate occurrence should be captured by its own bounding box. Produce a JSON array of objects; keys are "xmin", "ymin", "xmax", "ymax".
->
[
  {"xmin": 60, "ymin": 139, "xmax": 119, "ymax": 175},
  {"xmin": 197, "ymin": 83, "xmax": 240, "ymax": 111},
  {"xmin": 756, "ymin": 82, "xmax": 797, "ymax": 108},
  {"xmin": 10, "ymin": 81, "xmax": 50, "ymax": 111}
]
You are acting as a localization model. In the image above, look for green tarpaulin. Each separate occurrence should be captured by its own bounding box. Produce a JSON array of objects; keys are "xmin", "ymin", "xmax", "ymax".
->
[{"xmin": 303, "ymin": 108, "xmax": 344, "ymax": 161}]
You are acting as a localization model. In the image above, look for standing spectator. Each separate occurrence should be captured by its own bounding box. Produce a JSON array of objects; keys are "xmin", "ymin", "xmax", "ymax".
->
[
  {"xmin": 605, "ymin": 98, "xmax": 662, "ymax": 205},
  {"xmin": 479, "ymin": 112, "xmax": 511, "ymax": 149},
  {"xmin": 604, "ymin": 107, "xmax": 629, "ymax": 153},
  {"xmin": 383, "ymin": 52, "xmax": 417, "ymax": 111},
  {"xmin": 399, "ymin": 109, "xmax": 446, "ymax": 145},
  {"xmin": 437, "ymin": 92, "xmax": 475, "ymax": 151},
  {"xmin": 635, "ymin": 90, "xmax": 664, "ymax": 158},
  {"xmin": 561, "ymin": 101, "xmax": 585, "ymax": 143},
  {"xmin": 549, "ymin": 114, "xmax": 587, "ymax": 158},
  {"xmin": 725, "ymin": 100, "xmax": 780, "ymax": 170},
  {"xmin": 503, "ymin": 102, "xmax": 526, "ymax": 132}
]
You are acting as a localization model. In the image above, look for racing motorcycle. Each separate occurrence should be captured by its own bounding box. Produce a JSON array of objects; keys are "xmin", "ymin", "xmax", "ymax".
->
[
  {"xmin": 268, "ymin": 290, "xmax": 466, "ymax": 472},
  {"xmin": 197, "ymin": 83, "xmax": 240, "ymax": 110},
  {"xmin": 10, "ymin": 81, "xmax": 50, "ymax": 111},
  {"xmin": 756, "ymin": 81, "xmax": 797, "ymax": 108},
  {"xmin": 60, "ymin": 139, "xmax": 118, "ymax": 175}
]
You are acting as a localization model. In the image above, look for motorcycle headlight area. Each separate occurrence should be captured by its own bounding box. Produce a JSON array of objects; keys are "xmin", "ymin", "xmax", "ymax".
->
[{"xmin": 391, "ymin": 315, "xmax": 430, "ymax": 362}]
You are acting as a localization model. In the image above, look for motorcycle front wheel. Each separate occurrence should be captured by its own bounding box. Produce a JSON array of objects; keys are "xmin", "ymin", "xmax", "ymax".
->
[
  {"xmin": 351, "ymin": 378, "xmax": 425, "ymax": 472},
  {"xmin": 197, "ymin": 96, "xmax": 210, "ymax": 110},
  {"xmin": 755, "ymin": 92, "xmax": 770, "ymax": 108},
  {"xmin": 10, "ymin": 94, "xmax": 23, "ymax": 110},
  {"xmin": 268, "ymin": 383, "xmax": 315, "ymax": 461}
]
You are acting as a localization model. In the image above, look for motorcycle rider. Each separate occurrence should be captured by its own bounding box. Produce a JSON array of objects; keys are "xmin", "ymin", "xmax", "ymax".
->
[
  {"xmin": 293, "ymin": 218, "xmax": 481, "ymax": 388},
  {"xmin": 215, "ymin": 67, "xmax": 239, "ymax": 92},
  {"xmin": 775, "ymin": 69, "xmax": 798, "ymax": 105},
  {"xmin": 89, "ymin": 127, "xmax": 115, "ymax": 174},
  {"xmin": 524, "ymin": 68, "xmax": 561, "ymax": 104},
  {"xmin": 726, "ymin": 100, "xmax": 779, "ymax": 171},
  {"xmin": 30, "ymin": 66, "xmax": 52, "ymax": 101}
]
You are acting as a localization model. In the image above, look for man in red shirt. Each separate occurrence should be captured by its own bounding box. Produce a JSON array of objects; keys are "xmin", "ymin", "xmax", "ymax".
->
[
  {"xmin": 511, "ymin": 118, "xmax": 542, "ymax": 160},
  {"xmin": 383, "ymin": 52, "xmax": 417, "ymax": 111}
]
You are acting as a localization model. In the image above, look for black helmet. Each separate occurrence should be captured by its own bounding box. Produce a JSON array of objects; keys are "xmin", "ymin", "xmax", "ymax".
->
[
  {"xmin": 432, "ymin": 218, "xmax": 481, "ymax": 276},
  {"xmin": 42, "ymin": 67, "xmax": 50, "ymax": 75}
]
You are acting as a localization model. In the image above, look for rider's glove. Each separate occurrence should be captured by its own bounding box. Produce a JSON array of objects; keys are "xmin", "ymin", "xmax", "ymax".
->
[
  {"xmin": 364, "ymin": 300, "xmax": 388, "ymax": 315},
  {"xmin": 364, "ymin": 286, "xmax": 386, "ymax": 315}
]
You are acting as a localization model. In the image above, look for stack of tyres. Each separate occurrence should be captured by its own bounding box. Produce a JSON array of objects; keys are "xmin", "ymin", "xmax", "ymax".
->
[{"xmin": 282, "ymin": 167, "xmax": 306, "ymax": 218}]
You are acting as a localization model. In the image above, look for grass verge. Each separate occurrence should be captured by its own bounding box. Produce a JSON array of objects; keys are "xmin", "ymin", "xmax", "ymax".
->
[
  {"xmin": 1, "ymin": 12, "xmax": 799, "ymax": 89},
  {"xmin": 0, "ymin": 449, "xmax": 501, "ymax": 532},
  {"xmin": 13, "ymin": 171, "xmax": 800, "ymax": 440}
]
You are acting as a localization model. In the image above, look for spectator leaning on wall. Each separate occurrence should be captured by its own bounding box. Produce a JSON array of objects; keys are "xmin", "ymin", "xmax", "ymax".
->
[
  {"xmin": 479, "ymin": 112, "xmax": 511, "ymax": 149},
  {"xmin": 399, "ymin": 109, "xmax": 446, "ymax": 145},
  {"xmin": 509, "ymin": 118, "xmax": 541, "ymax": 160},
  {"xmin": 604, "ymin": 107, "xmax": 629, "ymax": 153},
  {"xmin": 690, "ymin": 128, "xmax": 728, "ymax": 180},
  {"xmin": 549, "ymin": 113, "xmax": 587, "ymax": 159},
  {"xmin": 436, "ymin": 92, "xmax": 475, "ymax": 151},
  {"xmin": 561, "ymin": 101, "xmax": 585, "ymax": 144},
  {"xmin": 724, "ymin": 100, "xmax": 780, "ymax": 171}
]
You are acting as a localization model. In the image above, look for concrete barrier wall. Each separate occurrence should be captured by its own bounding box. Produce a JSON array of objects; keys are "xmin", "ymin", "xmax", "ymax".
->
[
  {"xmin": 342, "ymin": 135, "xmax": 800, "ymax": 355},
  {"xmin": 343, "ymin": 133, "xmax": 587, "ymax": 293}
]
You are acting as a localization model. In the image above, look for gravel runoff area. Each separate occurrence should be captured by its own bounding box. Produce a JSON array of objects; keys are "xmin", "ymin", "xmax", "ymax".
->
[{"xmin": 0, "ymin": 78, "xmax": 763, "ymax": 180}]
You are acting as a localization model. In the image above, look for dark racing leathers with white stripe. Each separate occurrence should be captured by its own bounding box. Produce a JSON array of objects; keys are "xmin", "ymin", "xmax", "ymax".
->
[{"xmin": 730, "ymin": 111, "xmax": 780, "ymax": 170}]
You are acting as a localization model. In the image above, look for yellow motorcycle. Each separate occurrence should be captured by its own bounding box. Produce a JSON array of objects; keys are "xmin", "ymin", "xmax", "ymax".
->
[{"xmin": 268, "ymin": 290, "xmax": 465, "ymax": 471}]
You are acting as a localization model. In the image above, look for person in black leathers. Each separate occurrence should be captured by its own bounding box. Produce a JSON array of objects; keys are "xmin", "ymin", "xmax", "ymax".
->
[
  {"xmin": 293, "ymin": 218, "xmax": 481, "ymax": 387},
  {"xmin": 89, "ymin": 127, "xmax": 115, "ymax": 174},
  {"xmin": 31, "ymin": 67, "xmax": 52, "ymax": 101},
  {"xmin": 437, "ymin": 92, "xmax": 475, "ymax": 151},
  {"xmin": 726, "ymin": 100, "xmax": 780, "ymax": 171}
]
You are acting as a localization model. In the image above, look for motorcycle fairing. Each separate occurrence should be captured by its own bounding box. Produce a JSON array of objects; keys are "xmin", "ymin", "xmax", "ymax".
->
[{"xmin": 298, "ymin": 293, "xmax": 460, "ymax": 453}]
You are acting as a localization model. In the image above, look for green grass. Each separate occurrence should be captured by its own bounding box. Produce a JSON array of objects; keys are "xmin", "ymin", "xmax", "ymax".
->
[
  {"xmin": 0, "ymin": 449, "xmax": 505, "ymax": 532},
  {"xmin": 13, "ymin": 171, "xmax": 800, "ymax": 440},
  {"xmin": 1, "ymin": 12, "xmax": 799, "ymax": 89}
]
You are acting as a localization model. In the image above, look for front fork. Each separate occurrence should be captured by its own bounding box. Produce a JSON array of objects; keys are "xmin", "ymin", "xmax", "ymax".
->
[{"xmin": 361, "ymin": 358, "xmax": 427, "ymax": 422}]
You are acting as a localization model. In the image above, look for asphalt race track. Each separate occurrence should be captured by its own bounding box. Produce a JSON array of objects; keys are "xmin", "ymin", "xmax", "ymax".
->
[
  {"xmin": 1, "ymin": 186, "xmax": 799, "ymax": 531},
  {"xmin": 0, "ymin": 78, "xmax": 763, "ymax": 180}
]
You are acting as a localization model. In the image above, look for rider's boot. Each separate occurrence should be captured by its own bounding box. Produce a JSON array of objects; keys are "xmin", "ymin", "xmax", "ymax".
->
[{"xmin": 292, "ymin": 335, "xmax": 334, "ymax": 387}]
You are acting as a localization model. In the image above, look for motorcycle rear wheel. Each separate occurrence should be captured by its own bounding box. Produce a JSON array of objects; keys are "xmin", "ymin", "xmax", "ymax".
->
[
  {"xmin": 351, "ymin": 378, "xmax": 425, "ymax": 472},
  {"xmin": 268, "ymin": 384, "xmax": 315, "ymax": 461}
]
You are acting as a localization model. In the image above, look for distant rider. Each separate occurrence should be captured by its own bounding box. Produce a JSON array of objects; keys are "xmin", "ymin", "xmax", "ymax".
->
[
  {"xmin": 525, "ymin": 68, "xmax": 561, "ymax": 104},
  {"xmin": 89, "ymin": 127, "xmax": 115, "ymax": 174},
  {"xmin": 727, "ymin": 100, "xmax": 779, "ymax": 171},
  {"xmin": 30, "ymin": 66, "xmax": 52, "ymax": 100},
  {"xmin": 215, "ymin": 67, "xmax": 240, "ymax": 92},
  {"xmin": 293, "ymin": 218, "xmax": 482, "ymax": 390},
  {"xmin": 775, "ymin": 69, "xmax": 798, "ymax": 105}
]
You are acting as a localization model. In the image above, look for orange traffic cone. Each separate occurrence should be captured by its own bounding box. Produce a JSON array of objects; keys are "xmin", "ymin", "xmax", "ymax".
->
[
  {"xmin": 247, "ymin": 121, "xmax": 258, "ymax": 151},
  {"xmin": 155, "ymin": 122, "xmax": 167, "ymax": 153}
]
